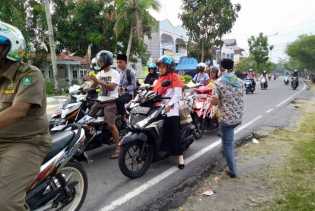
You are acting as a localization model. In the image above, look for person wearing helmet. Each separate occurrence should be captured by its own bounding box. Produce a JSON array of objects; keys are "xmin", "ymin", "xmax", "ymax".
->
[
  {"xmin": 0, "ymin": 21, "xmax": 51, "ymax": 210},
  {"xmin": 154, "ymin": 55, "xmax": 185, "ymax": 169},
  {"xmin": 193, "ymin": 62, "xmax": 210, "ymax": 85},
  {"xmin": 246, "ymin": 69, "xmax": 256, "ymax": 90},
  {"xmin": 87, "ymin": 50, "xmax": 121, "ymax": 159},
  {"xmin": 144, "ymin": 63, "xmax": 159, "ymax": 85}
]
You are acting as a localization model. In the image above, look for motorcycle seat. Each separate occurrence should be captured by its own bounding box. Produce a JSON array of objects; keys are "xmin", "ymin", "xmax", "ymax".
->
[{"xmin": 43, "ymin": 131, "xmax": 75, "ymax": 163}]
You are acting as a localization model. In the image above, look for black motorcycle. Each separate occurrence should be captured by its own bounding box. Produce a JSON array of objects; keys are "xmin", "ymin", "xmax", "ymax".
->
[
  {"xmin": 76, "ymin": 96, "xmax": 127, "ymax": 152},
  {"xmin": 26, "ymin": 124, "xmax": 88, "ymax": 211},
  {"xmin": 291, "ymin": 77, "xmax": 299, "ymax": 90},
  {"xmin": 119, "ymin": 84, "xmax": 195, "ymax": 179},
  {"xmin": 244, "ymin": 78, "xmax": 255, "ymax": 94}
]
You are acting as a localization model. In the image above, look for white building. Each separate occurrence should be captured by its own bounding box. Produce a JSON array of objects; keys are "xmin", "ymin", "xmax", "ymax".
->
[
  {"xmin": 145, "ymin": 19, "xmax": 188, "ymax": 63},
  {"xmin": 221, "ymin": 39, "xmax": 244, "ymax": 65}
]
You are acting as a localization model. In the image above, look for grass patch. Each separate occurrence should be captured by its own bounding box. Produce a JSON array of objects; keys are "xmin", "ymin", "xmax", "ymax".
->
[{"xmin": 263, "ymin": 108, "xmax": 315, "ymax": 211}]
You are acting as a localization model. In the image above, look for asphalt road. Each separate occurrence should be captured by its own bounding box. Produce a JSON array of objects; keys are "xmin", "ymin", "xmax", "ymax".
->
[{"xmin": 48, "ymin": 79, "xmax": 307, "ymax": 211}]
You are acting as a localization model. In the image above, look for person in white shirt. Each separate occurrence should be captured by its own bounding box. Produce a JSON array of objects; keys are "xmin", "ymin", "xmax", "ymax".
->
[
  {"xmin": 193, "ymin": 62, "xmax": 210, "ymax": 85},
  {"xmin": 87, "ymin": 50, "xmax": 121, "ymax": 159},
  {"xmin": 153, "ymin": 55, "xmax": 185, "ymax": 169}
]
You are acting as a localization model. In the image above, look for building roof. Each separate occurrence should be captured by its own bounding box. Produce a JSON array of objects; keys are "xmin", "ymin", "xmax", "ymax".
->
[
  {"xmin": 160, "ymin": 19, "xmax": 188, "ymax": 41},
  {"xmin": 223, "ymin": 39, "xmax": 237, "ymax": 46},
  {"xmin": 57, "ymin": 51, "xmax": 89, "ymax": 65}
]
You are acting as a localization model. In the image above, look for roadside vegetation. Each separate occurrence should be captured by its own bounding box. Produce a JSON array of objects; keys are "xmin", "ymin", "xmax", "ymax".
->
[{"xmin": 262, "ymin": 100, "xmax": 315, "ymax": 211}]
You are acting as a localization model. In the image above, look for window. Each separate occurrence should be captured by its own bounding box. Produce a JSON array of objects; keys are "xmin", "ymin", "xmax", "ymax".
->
[
  {"xmin": 80, "ymin": 70, "xmax": 84, "ymax": 78},
  {"xmin": 72, "ymin": 70, "xmax": 78, "ymax": 79}
]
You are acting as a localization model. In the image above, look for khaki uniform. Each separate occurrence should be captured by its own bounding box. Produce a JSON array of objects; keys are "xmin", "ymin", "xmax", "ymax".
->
[{"xmin": 0, "ymin": 62, "xmax": 51, "ymax": 211}]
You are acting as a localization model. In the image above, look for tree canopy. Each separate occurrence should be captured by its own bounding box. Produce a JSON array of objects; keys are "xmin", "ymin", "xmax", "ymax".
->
[
  {"xmin": 180, "ymin": 0, "xmax": 240, "ymax": 62},
  {"xmin": 0, "ymin": 0, "xmax": 159, "ymax": 64},
  {"xmin": 286, "ymin": 35, "xmax": 315, "ymax": 72},
  {"xmin": 248, "ymin": 32, "xmax": 274, "ymax": 73}
]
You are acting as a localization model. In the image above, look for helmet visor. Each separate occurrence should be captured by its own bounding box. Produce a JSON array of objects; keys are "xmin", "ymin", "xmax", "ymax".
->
[{"xmin": 0, "ymin": 35, "xmax": 10, "ymax": 45}]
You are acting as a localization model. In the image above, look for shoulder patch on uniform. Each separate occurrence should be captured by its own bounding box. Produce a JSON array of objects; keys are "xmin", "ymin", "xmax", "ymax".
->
[{"xmin": 21, "ymin": 76, "xmax": 33, "ymax": 86}]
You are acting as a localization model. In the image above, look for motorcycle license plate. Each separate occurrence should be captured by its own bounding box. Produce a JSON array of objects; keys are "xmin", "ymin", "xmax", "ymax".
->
[{"xmin": 131, "ymin": 106, "xmax": 150, "ymax": 115}]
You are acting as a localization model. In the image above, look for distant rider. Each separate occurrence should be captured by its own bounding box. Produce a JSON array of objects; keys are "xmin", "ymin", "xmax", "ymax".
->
[{"xmin": 193, "ymin": 63, "xmax": 210, "ymax": 86}]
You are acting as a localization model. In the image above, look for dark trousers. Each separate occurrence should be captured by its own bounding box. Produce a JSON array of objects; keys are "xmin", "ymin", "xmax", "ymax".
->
[
  {"xmin": 163, "ymin": 116, "xmax": 183, "ymax": 156},
  {"xmin": 116, "ymin": 93, "xmax": 132, "ymax": 116}
]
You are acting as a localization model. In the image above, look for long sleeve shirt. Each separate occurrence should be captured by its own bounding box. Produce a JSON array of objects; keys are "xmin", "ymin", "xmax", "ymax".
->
[
  {"xmin": 162, "ymin": 87, "xmax": 182, "ymax": 117},
  {"xmin": 119, "ymin": 68, "xmax": 137, "ymax": 95}
]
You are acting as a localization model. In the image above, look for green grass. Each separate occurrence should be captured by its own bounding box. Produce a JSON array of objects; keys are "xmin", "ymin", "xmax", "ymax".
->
[{"xmin": 264, "ymin": 111, "xmax": 315, "ymax": 211}]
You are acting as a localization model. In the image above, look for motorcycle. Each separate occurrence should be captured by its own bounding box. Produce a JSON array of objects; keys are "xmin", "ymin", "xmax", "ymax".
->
[
  {"xmin": 188, "ymin": 85, "xmax": 218, "ymax": 137},
  {"xmin": 26, "ymin": 124, "xmax": 88, "ymax": 211},
  {"xmin": 260, "ymin": 77, "xmax": 268, "ymax": 90},
  {"xmin": 74, "ymin": 96, "xmax": 127, "ymax": 152},
  {"xmin": 291, "ymin": 77, "xmax": 299, "ymax": 90},
  {"xmin": 284, "ymin": 76, "xmax": 289, "ymax": 85},
  {"xmin": 119, "ymin": 83, "xmax": 195, "ymax": 179},
  {"xmin": 50, "ymin": 85, "xmax": 98, "ymax": 130},
  {"xmin": 244, "ymin": 78, "xmax": 255, "ymax": 94}
]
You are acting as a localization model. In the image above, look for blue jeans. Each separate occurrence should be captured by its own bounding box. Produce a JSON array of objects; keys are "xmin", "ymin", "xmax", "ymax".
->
[{"xmin": 220, "ymin": 123, "xmax": 238, "ymax": 176}]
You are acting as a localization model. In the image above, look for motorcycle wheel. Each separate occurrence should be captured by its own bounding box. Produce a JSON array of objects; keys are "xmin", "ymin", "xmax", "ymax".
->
[
  {"xmin": 119, "ymin": 141, "xmax": 153, "ymax": 179},
  {"xmin": 192, "ymin": 114, "xmax": 203, "ymax": 139},
  {"xmin": 56, "ymin": 162, "xmax": 88, "ymax": 211}
]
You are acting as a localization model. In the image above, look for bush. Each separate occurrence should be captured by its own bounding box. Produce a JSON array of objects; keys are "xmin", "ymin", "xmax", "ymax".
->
[
  {"xmin": 181, "ymin": 74, "xmax": 192, "ymax": 84},
  {"xmin": 46, "ymin": 81, "xmax": 55, "ymax": 96}
]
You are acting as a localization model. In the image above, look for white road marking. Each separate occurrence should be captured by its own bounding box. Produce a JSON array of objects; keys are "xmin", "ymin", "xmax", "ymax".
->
[
  {"xmin": 276, "ymin": 83, "xmax": 307, "ymax": 108},
  {"xmin": 101, "ymin": 116, "xmax": 263, "ymax": 211},
  {"xmin": 266, "ymin": 108, "xmax": 274, "ymax": 113},
  {"xmin": 235, "ymin": 115, "xmax": 263, "ymax": 134},
  {"xmin": 100, "ymin": 82, "xmax": 308, "ymax": 211}
]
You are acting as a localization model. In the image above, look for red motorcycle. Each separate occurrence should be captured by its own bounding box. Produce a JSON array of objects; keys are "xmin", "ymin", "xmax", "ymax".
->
[{"xmin": 190, "ymin": 85, "xmax": 219, "ymax": 138}]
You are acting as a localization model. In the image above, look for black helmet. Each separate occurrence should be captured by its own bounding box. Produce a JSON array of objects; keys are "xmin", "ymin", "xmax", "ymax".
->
[{"xmin": 96, "ymin": 50, "xmax": 113, "ymax": 69}]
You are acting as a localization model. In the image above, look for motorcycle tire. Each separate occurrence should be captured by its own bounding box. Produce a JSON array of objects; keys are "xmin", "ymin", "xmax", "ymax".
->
[
  {"xmin": 119, "ymin": 141, "xmax": 154, "ymax": 179},
  {"xmin": 55, "ymin": 162, "xmax": 88, "ymax": 211}
]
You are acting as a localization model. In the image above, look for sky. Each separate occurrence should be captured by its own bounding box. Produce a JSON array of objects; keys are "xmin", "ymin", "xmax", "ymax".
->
[{"xmin": 149, "ymin": 0, "xmax": 315, "ymax": 62}]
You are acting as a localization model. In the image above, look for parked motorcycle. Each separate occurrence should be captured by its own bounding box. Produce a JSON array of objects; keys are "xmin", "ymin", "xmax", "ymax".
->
[
  {"xmin": 244, "ymin": 79, "xmax": 255, "ymax": 94},
  {"xmin": 75, "ymin": 96, "xmax": 127, "ymax": 152},
  {"xmin": 26, "ymin": 124, "xmax": 88, "ymax": 211},
  {"xmin": 50, "ymin": 85, "xmax": 97, "ymax": 130},
  {"xmin": 119, "ymin": 84, "xmax": 195, "ymax": 179},
  {"xmin": 189, "ymin": 85, "xmax": 219, "ymax": 137},
  {"xmin": 260, "ymin": 77, "xmax": 268, "ymax": 90},
  {"xmin": 291, "ymin": 76, "xmax": 299, "ymax": 90}
]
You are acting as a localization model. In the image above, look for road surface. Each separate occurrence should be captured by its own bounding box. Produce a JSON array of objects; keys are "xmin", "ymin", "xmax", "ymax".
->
[{"xmin": 47, "ymin": 79, "xmax": 307, "ymax": 211}]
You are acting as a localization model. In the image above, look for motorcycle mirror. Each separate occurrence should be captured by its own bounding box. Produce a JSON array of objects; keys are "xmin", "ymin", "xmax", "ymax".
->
[{"xmin": 161, "ymin": 80, "xmax": 171, "ymax": 87}]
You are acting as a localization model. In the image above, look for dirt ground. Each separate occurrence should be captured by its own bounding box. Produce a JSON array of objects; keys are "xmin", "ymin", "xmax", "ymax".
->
[{"xmin": 171, "ymin": 97, "xmax": 315, "ymax": 211}]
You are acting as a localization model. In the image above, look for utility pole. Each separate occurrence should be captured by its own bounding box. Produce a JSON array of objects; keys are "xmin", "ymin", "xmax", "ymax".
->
[{"xmin": 43, "ymin": 0, "xmax": 59, "ymax": 90}]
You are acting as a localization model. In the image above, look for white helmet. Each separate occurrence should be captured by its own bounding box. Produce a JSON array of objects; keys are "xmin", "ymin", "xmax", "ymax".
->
[
  {"xmin": 0, "ymin": 21, "xmax": 26, "ymax": 62},
  {"xmin": 197, "ymin": 62, "xmax": 207, "ymax": 72},
  {"xmin": 90, "ymin": 57, "xmax": 101, "ymax": 71}
]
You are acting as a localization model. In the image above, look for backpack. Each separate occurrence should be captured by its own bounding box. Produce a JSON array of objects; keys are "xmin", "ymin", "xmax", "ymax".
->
[{"xmin": 126, "ymin": 68, "xmax": 132, "ymax": 86}]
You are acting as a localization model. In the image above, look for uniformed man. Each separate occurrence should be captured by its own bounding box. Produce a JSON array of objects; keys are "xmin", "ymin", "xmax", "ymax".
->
[{"xmin": 0, "ymin": 21, "xmax": 51, "ymax": 211}]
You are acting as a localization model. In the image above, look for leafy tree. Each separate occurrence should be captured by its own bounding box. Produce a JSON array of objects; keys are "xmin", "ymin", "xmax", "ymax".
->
[
  {"xmin": 286, "ymin": 35, "xmax": 315, "ymax": 72},
  {"xmin": 180, "ymin": 0, "xmax": 240, "ymax": 62},
  {"xmin": 52, "ymin": 0, "xmax": 116, "ymax": 56},
  {"xmin": 248, "ymin": 32, "xmax": 274, "ymax": 73},
  {"xmin": 115, "ymin": 0, "xmax": 159, "ymax": 62},
  {"xmin": 235, "ymin": 57, "xmax": 255, "ymax": 72}
]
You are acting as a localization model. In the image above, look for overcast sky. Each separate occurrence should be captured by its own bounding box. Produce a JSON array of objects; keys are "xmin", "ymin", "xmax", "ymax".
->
[{"xmin": 149, "ymin": 0, "xmax": 315, "ymax": 62}]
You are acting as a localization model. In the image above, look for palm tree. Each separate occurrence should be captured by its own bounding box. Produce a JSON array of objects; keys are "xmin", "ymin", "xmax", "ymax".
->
[{"xmin": 114, "ymin": 0, "xmax": 160, "ymax": 61}]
